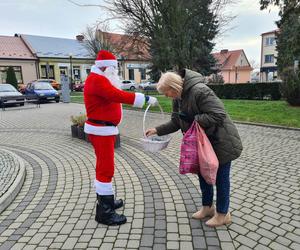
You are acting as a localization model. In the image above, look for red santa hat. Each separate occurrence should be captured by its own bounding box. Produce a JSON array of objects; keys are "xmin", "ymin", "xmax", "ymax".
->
[{"xmin": 95, "ymin": 50, "xmax": 118, "ymax": 68}]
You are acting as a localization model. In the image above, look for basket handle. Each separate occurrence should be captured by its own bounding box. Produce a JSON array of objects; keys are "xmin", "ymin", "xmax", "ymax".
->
[{"xmin": 143, "ymin": 103, "xmax": 164, "ymax": 138}]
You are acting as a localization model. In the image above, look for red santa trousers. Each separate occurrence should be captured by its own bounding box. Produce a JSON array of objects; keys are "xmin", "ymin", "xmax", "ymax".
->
[{"xmin": 89, "ymin": 134, "xmax": 115, "ymax": 183}]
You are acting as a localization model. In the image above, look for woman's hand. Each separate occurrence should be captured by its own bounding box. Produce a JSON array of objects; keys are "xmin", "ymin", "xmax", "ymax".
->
[{"xmin": 145, "ymin": 128, "xmax": 157, "ymax": 137}]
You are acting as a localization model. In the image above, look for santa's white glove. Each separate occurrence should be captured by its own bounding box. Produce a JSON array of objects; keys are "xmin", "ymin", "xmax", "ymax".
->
[{"xmin": 145, "ymin": 96, "xmax": 158, "ymax": 106}]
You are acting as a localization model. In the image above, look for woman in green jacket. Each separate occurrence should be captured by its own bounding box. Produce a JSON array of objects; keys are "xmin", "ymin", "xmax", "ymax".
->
[{"xmin": 146, "ymin": 69, "xmax": 243, "ymax": 227}]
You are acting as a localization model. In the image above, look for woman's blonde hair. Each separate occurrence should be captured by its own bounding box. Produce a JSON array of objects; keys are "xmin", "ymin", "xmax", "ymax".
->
[{"xmin": 157, "ymin": 72, "xmax": 183, "ymax": 95}]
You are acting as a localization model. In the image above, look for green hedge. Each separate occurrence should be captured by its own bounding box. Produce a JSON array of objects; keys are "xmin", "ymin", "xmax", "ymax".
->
[{"xmin": 208, "ymin": 82, "xmax": 282, "ymax": 100}]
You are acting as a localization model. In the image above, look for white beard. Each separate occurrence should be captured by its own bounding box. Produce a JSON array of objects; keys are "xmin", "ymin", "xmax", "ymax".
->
[{"xmin": 103, "ymin": 67, "xmax": 121, "ymax": 89}]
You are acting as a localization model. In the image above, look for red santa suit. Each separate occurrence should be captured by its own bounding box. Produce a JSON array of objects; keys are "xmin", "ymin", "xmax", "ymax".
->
[{"xmin": 84, "ymin": 50, "xmax": 145, "ymax": 196}]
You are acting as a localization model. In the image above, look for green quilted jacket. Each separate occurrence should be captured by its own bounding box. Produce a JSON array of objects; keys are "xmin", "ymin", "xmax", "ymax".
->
[{"xmin": 156, "ymin": 69, "xmax": 243, "ymax": 164}]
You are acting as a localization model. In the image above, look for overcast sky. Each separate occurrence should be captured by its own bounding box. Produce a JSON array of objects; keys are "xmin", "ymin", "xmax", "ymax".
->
[{"xmin": 0, "ymin": 0, "xmax": 279, "ymax": 68}]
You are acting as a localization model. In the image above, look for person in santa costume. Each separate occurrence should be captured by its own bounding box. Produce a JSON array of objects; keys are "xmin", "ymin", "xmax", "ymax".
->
[{"xmin": 84, "ymin": 50, "xmax": 158, "ymax": 226}]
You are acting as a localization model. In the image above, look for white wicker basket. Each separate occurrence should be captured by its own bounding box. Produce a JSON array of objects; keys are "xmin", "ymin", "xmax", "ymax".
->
[{"xmin": 140, "ymin": 103, "xmax": 171, "ymax": 152}]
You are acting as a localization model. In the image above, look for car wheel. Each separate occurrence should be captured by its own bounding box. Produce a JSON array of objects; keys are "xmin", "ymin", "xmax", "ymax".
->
[
  {"xmin": 20, "ymin": 102, "xmax": 25, "ymax": 106},
  {"xmin": 55, "ymin": 98, "xmax": 60, "ymax": 103},
  {"xmin": 130, "ymin": 86, "xmax": 135, "ymax": 91}
]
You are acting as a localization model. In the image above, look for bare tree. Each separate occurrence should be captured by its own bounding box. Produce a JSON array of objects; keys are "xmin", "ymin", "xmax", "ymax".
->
[
  {"xmin": 249, "ymin": 59, "xmax": 260, "ymax": 70},
  {"xmin": 81, "ymin": 22, "xmax": 116, "ymax": 59},
  {"xmin": 69, "ymin": 0, "xmax": 236, "ymax": 78}
]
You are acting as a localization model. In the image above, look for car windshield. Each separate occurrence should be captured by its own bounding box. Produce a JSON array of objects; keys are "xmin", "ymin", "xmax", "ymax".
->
[
  {"xmin": 34, "ymin": 82, "xmax": 54, "ymax": 90},
  {"xmin": 0, "ymin": 84, "xmax": 17, "ymax": 92}
]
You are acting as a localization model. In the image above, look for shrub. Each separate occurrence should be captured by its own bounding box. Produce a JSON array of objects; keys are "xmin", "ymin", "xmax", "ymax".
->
[
  {"xmin": 208, "ymin": 74, "xmax": 225, "ymax": 84},
  {"xmin": 6, "ymin": 66, "xmax": 18, "ymax": 89},
  {"xmin": 70, "ymin": 114, "xmax": 87, "ymax": 127},
  {"xmin": 280, "ymin": 68, "xmax": 300, "ymax": 106},
  {"xmin": 208, "ymin": 82, "xmax": 282, "ymax": 100}
]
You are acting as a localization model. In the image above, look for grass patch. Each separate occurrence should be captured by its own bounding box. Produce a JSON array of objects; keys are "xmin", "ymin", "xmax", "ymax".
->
[
  {"xmin": 222, "ymin": 99, "xmax": 300, "ymax": 128},
  {"xmin": 70, "ymin": 92, "xmax": 300, "ymax": 128}
]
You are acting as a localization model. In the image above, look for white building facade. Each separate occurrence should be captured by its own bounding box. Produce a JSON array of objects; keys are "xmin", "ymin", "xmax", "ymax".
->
[{"xmin": 260, "ymin": 30, "xmax": 280, "ymax": 82}]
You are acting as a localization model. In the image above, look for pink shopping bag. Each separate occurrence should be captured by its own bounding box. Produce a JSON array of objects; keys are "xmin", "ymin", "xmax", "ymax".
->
[
  {"xmin": 196, "ymin": 122, "xmax": 219, "ymax": 185},
  {"xmin": 179, "ymin": 122, "xmax": 199, "ymax": 174}
]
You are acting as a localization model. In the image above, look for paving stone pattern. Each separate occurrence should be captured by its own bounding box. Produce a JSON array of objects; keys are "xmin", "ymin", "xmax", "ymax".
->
[
  {"xmin": 0, "ymin": 103, "xmax": 299, "ymax": 250},
  {"xmin": 0, "ymin": 150, "xmax": 20, "ymax": 198}
]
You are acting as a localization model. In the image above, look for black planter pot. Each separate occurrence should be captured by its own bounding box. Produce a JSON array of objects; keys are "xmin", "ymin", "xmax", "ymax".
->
[
  {"xmin": 71, "ymin": 125, "xmax": 78, "ymax": 138},
  {"xmin": 114, "ymin": 133, "xmax": 121, "ymax": 148},
  {"xmin": 84, "ymin": 132, "xmax": 90, "ymax": 143},
  {"xmin": 78, "ymin": 126, "xmax": 85, "ymax": 139}
]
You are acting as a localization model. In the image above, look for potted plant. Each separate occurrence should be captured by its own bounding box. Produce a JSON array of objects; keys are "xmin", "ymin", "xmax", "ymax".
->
[
  {"xmin": 77, "ymin": 114, "xmax": 86, "ymax": 140},
  {"xmin": 70, "ymin": 115, "xmax": 79, "ymax": 138}
]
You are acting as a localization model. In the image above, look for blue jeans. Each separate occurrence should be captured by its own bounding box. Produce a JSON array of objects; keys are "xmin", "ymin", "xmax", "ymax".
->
[{"xmin": 198, "ymin": 161, "xmax": 231, "ymax": 214}]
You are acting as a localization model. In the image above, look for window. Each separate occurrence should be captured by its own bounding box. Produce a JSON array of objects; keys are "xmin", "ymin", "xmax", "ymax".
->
[
  {"xmin": 129, "ymin": 69, "xmax": 134, "ymax": 80},
  {"xmin": 41, "ymin": 65, "xmax": 55, "ymax": 79},
  {"xmin": 264, "ymin": 54, "xmax": 274, "ymax": 63},
  {"xmin": 73, "ymin": 66, "xmax": 81, "ymax": 80},
  {"xmin": 266, "ymin": 37, "xmax": 275, "ymax": 46},
  {"xmin": 140, "ymin": 68, "xmax": 146, "ymax": 80},
  {"xmin": 59, "ymin": 67, "xmax": 67, "ymax": 76},
  {"xmin": 0, "ymin": 66, "xmax": 23, "ymax": 83}
]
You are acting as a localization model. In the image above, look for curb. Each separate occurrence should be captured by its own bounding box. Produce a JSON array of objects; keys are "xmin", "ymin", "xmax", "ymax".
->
[
  {"xmin": 0, "ymin": 149, "xmax": 26, "ymax": 214},
  {"xmin": 128, "ymin": 109, "xmax": 300, "ymax": 132},
  {"xmin": 233, "ymin": 120, "xmax": 300, "ymax": 131},
  {"xmin": 69, "ymin": 103, "xmax": 300, "ymax": 132}
]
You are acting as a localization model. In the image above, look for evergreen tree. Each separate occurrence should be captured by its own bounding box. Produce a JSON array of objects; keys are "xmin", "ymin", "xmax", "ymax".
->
[
  {"xmin": 6, "ymin": 66, "xmax": 18, "ymax": 89},
  {"xmin": 108, "ymin": 0, "xmax": 230, "ymax": 79}
]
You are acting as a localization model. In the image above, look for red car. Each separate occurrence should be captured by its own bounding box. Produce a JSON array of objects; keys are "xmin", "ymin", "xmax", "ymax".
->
[{"xmin": 73, "ymin": 82, "xmax": 85, "ymax": 92}]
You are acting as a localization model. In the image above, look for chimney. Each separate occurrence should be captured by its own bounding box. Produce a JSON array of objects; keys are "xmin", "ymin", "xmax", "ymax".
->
[
  {"xmin": 76, "ymin": 35, "xmax": 84, "ymax": 41},
  {"xmin": 220, "ymin": 49, "xmax": 228, "ymax": 54}
]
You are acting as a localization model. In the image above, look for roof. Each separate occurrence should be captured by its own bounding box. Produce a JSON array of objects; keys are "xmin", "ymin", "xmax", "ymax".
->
[
  {"xmin": 261, "ymin": 29, "xmax": 280, "ymax": 36},
  {"xmin": 18, "ymin": 34, "xmax": 94, "ymax": 59},
  {"xmin": 0, "ymin": 36, "xmax": 36, "ymax": 60},
  {"xmin": 100, "ymin": 32, "xmax": 151, "ymax": 61},
  {"xmin": 212, "ymin": 49, "xmax": 251, "ymax": 70}
]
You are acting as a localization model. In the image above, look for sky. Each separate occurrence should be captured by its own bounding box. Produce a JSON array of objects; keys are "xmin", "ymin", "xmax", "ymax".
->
[{"xmin": 0, "ymin": 0, "xmax": 279, "ymax": 68}]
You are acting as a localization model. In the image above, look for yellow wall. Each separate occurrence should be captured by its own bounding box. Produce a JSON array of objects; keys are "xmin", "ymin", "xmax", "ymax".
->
[{"xmin": 39, "ymin": 58, "xmax": 94, "ymax": 83}]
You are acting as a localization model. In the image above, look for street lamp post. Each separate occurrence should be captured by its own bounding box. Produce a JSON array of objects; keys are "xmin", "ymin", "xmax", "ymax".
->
[{"xmin": 69, "ymin": 53, "xmax": 73, "ymax": 91}]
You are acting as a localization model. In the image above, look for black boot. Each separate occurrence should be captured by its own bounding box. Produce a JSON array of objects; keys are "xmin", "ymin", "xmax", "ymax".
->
[
  {"xmin": 95, "ymin": 195, "xmax": 127, "ymax": 226},
  {"xmin": 114, "ymin": 199, "xmax": 124, "ymax": 209},
  {"xmin": 96, "ymin": 194, "xmax": 123, "ymax": 209}
]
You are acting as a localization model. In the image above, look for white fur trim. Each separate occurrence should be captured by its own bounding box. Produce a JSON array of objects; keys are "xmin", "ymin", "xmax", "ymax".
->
[
  {"xmin": 133, "ymin": 93, "xmax": 145, "ymax": 108},
  {"xmin": 91, "ymin": 65, "xmax": 104, "ymax": 75},
  {"xmin": 84, "ymin": 123, "xmax": 119, "ymax": 136},
  {"xmin": 94, "ymin": 180, "xmax": 114, "ymax": 195},
  {"xmin": 95, "ymin": 59, "xmax": 117, "ymax": 68}
]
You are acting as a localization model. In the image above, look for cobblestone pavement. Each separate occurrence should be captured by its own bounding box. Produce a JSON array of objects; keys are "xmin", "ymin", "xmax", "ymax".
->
[
  {"xmin": 0, "ymin": 103, "xmax": 299, "ymax": 250},
  {"xmin": 0, "ymin": 150, "xmax": 20, "ymax": 198}
]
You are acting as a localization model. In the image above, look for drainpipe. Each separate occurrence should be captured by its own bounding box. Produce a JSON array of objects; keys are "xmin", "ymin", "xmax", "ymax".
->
[{"xmin": 36, "ymin": 59, "xmax": 40, "ymax": 79}]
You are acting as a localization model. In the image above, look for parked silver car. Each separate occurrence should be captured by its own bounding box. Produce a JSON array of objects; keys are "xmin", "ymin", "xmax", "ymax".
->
[
  {"xmin": 0, "ymin": 84, "xmax": 25, "ymax": 108},
  {"xmin": 139, "ymin": 81, "xmax": 158, "ymax": 91},
  {"xmin": 120, "ymin": 80, "xmax": 138, "ymax": 91}
]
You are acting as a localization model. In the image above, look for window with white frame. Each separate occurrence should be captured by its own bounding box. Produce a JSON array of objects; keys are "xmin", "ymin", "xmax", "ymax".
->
[
  {"xmin": 73, "ymin": 66, "xmax": 81, "ymax": 80},
  {"xmin": 128, "ymin": 69, "xmax": 134, "ymax": 80},
  {"xmin": 139, "ymin": 68, "xmax": 146, "ymax": 80},
  {"xmin": 264, "ymin": 54, "xmax": 274, "ymax": 63},
  {"xmin": 0, "ymin": 66, "xmax": 23, "ymax": 83},
  {"xmin": 266, "ymin": 37, "xmax": 275, "ymax": 46},
  {"xmin": 41, "ymin": 65, "xmax": 55, "ymax": 79}
]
